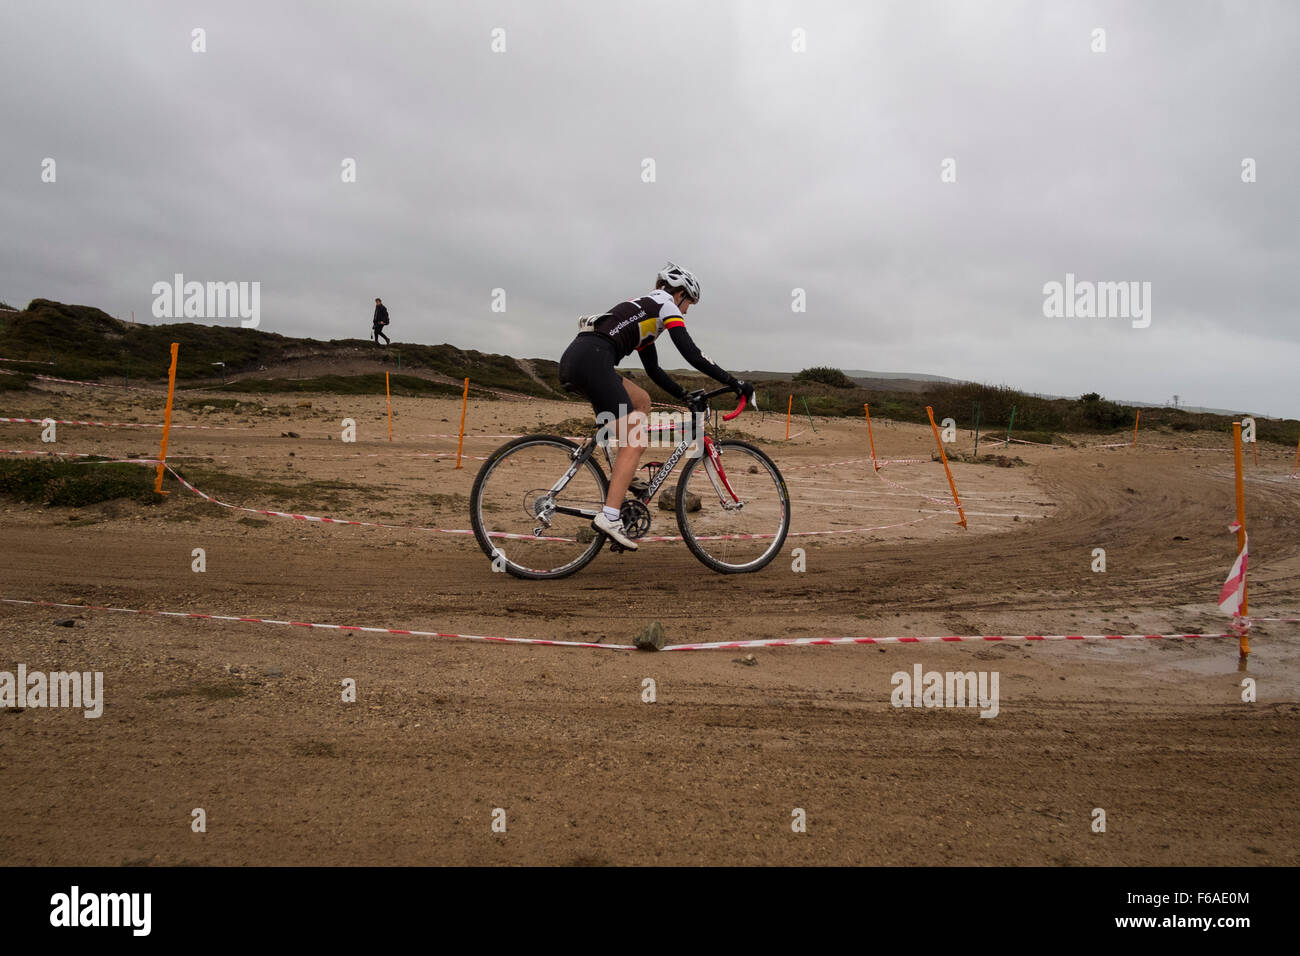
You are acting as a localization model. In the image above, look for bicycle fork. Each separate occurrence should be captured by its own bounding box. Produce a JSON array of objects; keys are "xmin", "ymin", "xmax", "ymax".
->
[{"xmin": 701, "ymin": 436, "xmax": 743, "ymax": 511}]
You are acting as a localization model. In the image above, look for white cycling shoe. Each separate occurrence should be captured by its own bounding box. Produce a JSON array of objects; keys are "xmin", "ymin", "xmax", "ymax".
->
[{"xmin": 592, "ymin": 512, "xmax": 639, "ymax": 550}]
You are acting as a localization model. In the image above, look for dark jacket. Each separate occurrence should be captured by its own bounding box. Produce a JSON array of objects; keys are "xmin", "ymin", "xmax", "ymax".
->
[{"xmin": 373, "ymin": 303, "xmax": 389, "ymax": 326}]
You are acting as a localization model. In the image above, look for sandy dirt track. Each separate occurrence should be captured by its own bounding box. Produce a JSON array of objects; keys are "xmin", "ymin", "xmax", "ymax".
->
[{"xmin": 2, "ymin": 384, "xmax": 1298, "ymax": 865}]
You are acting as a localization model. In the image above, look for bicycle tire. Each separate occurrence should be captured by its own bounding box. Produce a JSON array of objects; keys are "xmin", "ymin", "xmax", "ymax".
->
[
  {"xmin": 675, "ymin": 439, "xmax": 790, "ymax": 573},
  {"xmin": 469, "ymin": 434, "xmax": 609, "ymax": 580}
]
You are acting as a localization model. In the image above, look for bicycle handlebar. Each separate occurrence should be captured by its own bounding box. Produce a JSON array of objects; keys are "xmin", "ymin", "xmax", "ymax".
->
[
  {"xmin": 722, "ymin": 395, "xmax": 747, "ymax": 421},
  {"xmin": 697, "ymin": 385, "xmax": 748, "ymax": 421}
]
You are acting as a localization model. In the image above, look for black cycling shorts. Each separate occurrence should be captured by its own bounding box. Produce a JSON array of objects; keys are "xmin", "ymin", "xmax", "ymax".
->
[{"xmin": 558, "ymin": 333, "xmax": 634, "ymax": 420}]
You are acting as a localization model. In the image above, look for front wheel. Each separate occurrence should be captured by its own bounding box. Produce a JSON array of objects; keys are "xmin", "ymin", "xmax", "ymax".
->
[{"xmin": 675, "ymin": 440, "xmax": 790, "ymax": 573}]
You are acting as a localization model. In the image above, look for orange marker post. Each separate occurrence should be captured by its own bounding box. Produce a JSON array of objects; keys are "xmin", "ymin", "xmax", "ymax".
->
[
  {"xmin": 456, "ymin": 377, "xmax": 470, "ymax": 469},
  {"xmin": 1293, "ymin": 432, "xmax": 1300, "ymax": 477},
  {"xmin": 153, "ymin": 342, "xmax": 179, "ymax": 494},
  {"xmin": 386, "ymin": 372, "xmax": 393, "ymax": 442},
  {"xmin": 926, "ymin": 406, "xmax": 967, "ymax": 529},
  {"xmin": 1132, "ymin": 409, "xmax": 1140, "ymax": 447},
  {"xmin": 1233, "ymin": 423, "xmax": 1249, "ymax": 659},
  {"xmin": 785, "ymin": 395, "xmax": 793, "ymax": 440},
  {"xmin": 864, "ymin": 403, "xmax": 879, "ymax": 471}
]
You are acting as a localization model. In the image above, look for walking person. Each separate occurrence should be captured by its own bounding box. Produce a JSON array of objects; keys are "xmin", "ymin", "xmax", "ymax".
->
[{"xmin": 372, "ymin": 298, "xmax": 390, "ymax": 345}]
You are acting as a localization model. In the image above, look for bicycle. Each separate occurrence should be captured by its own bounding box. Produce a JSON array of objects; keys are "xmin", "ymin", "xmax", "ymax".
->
[{"xmin": 469, "ymin": 386, "xmax": 791, "ymax": 579}]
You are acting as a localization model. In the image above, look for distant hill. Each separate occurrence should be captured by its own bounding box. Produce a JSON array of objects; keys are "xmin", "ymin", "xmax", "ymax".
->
[
  {"xmin": 0, "ymin": 298, "xmax": 566, "ymax": 399},
  {"xmin": 843, "ymin": 369, "xmax": 965, "ymax": 384},
  {"xmin": 3, "ymin": 299, "xmax": 1296, "ymax": 444},
  {"xmin": 732, "ymin": 369, "xmax": 962, "ymax": 393},
  {"xmin": 747, "ymin": 366, "xmax": 1256, "ymax": 417}
]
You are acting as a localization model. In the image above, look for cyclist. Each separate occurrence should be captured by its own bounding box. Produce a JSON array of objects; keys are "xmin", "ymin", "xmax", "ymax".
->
[{"xmin": 558, "ymin": 262, "xmax": 755, "ymax": 550}]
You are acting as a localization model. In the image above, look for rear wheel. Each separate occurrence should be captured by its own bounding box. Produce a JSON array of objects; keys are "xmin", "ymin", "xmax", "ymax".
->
[
  {"xmin": 469, "ymin": 435, "xmax": 608, "ymax": 579},
  {"xmin": 675, "ymin": 439, "xmax": 790, "ymax": 573}
]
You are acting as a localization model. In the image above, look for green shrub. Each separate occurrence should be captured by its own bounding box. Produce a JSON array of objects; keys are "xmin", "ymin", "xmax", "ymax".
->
[
  {"xmin": 0, "ymin": 458, "xmax": 159, "ymax": 506},
  {"xmin": 793, "ymin": 366, "xmax": 854, "ymax": 388}
]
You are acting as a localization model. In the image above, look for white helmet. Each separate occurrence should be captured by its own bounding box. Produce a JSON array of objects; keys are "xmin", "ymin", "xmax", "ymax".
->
[{"xmin": 656, "ymin": 261, "xmax": 700, "ymax": 303}]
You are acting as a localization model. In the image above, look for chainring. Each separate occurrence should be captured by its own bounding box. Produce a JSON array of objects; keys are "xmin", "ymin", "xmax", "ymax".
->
[{"xmin": 619, "ymin": 499, "xmax": 652, "ymax": 538}]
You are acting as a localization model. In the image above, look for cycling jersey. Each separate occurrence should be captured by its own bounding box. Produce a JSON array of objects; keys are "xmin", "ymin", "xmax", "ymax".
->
[
  {"xmin": 564, "ymin": 287, "xmax": 740, "ymax": 411},
  {"xmin": 589, "ymin": 289, "xmax": 687, "ymax": 359}
]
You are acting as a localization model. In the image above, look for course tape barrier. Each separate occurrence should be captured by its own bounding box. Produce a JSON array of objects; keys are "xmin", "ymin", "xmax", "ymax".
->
[
  {"xmin": 0, "ymin": 449, "xmax": 951, "ymax": 543},
  {"xmin": 0, "ymin": 598, "xmax": 633, "ymax": 650},
  {"xmin": 162, "ymin": 461, "xmax": 945, "ymax": 544},
  {"xmin": 4, "ymin": 597, "xmax": 1291, "ymax": 653},
  {"xmin": 1, "ymin": 416, "xmax": 244, "ymax": 431},
  {"xmin": 32, "ymin": 374, "xmax": 156, "ymax": 391},
  {"xmin": 787, "ymin": 456, "xmax": 929, "ymax": 471}
]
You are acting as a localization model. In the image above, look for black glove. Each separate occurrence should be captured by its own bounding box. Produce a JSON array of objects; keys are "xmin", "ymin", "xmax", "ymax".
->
[{"xmin": 733, "ymin": 379, "xmax": 755, "ymax": 402}]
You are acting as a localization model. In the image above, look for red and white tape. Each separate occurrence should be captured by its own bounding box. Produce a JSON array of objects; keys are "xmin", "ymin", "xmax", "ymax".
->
[
  {"xmin": 636, "ymin": 512, "xmax": 943, "ymax": 544},
  {"xmin": 0, "ymin": 416, "xmax": 244, "ymax": 431},
  {"xmin": 159, "ymin": 460, "xmax": 946, "ymax": 544},
  {"xmin": 414, "ymin": 432, "xmax": 530, "ymax": 440},
  {"xmin": 159, "ymin": 464, "xmax": 571, "ymax": 541},
  {"xmin": 0, "ymin": 449, "xmax": 955, "ymax": 544},
  {"xmin": 32, "ymin": 374, "xmax": 157, "ymax": 391},
  {"xmin": 4, "ymin": 597, "xmax": 1288, "ymax": 653},
  {"xmin": 787, "ymin": 456, "xmax": 929, "ymax": 470},
  {"xmin": 874, "ymin": 467, "xmax": 953, "ymax": 506},
  {"xmin": 1, "ymin": 448, "xmax": 109, "ymax": 457},
  {"xmin": 0, "ymin": 598, "xmax": 633, "ymax": 650},
  {"xmin": 660, "ymin": 630, "xmax": 1263, "ymax": 652},
  {"xmin": 787, "ymin": 456, "xmax": 874, "ymax": 470}
]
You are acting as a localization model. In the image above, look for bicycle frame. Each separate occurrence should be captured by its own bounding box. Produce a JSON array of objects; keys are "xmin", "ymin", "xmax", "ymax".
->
[{"xmin": 541, "ymin": 390, "xmax": 745, "ymax": 524}]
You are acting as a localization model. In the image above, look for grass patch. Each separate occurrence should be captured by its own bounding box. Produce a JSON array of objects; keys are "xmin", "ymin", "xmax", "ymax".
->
[
  {"xmin": 0, "ymin": 371, "xmax": 32, "ymax": 390},
  {"xmin": 713, "ymin": 426, "xmax": 773, "ymax": 445},
  {"xmin": 948, "ymin": 453, "xmax": 1029, "ymax": 467},
  {"xmin": 179, "ymin": 466, "xmax": 375, "ymax": 512},
  {"xmin": 0, "ymin": 458, "xmax": 159, "ymax": 506},
  {"xmin": 530, "ymin": 417, "xmax": 595, "ymax": 437},
  {"xmin": 60, "ymin": 515, "xmax": 104, "ymax": 527}
]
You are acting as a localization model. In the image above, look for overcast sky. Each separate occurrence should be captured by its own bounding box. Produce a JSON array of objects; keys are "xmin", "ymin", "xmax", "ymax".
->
[{"xmin": 2, "ymin": 1, "xmax": 1297, "ymax": 416}]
